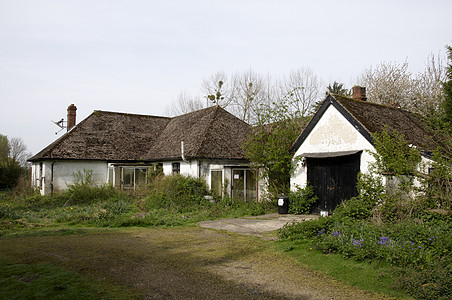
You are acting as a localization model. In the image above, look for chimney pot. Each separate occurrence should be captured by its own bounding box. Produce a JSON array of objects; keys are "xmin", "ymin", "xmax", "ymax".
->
[
  {"xmin": 352, "ymin": 86, "xmax": 367, "ymax": 101},
  {"xmin": 67, "ymin": 104, "xmax": 77, "ymax": 131}
]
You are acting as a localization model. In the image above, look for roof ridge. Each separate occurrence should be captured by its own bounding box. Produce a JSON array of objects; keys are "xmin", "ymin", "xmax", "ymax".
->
[
  {"xmin": 94, "ymin": 110, "xmax": 171, "ymax": 120},
  {"xmin": 193, "ymin": 106, "xmax": 221, "ymax": 156}
]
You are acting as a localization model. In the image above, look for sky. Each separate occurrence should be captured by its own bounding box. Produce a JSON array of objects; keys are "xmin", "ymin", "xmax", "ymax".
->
[{"xmin": 0, "ymin": 0, "xmax": 451, "ymax": 156}]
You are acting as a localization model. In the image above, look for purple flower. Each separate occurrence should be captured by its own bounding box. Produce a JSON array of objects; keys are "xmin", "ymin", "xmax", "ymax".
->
[
  {"xmin": 317, "ymin": 229, "xmax": 325, "ymax": 237},
  {"xmin": 353, "ymin": 239, "xmax": 363, "ymax": 248},
  {"xmin": 333, "ymin": 230, "xmax": 341, "ymax": 237},
  {"xmin": 379, "ymin": 236, "xmax": 391, "ymax": 246}
]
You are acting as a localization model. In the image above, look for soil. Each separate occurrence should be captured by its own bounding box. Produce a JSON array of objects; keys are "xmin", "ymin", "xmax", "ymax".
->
[{"xmin": 0, "ymin": 226, "xmax": 394, "ymax": 299}]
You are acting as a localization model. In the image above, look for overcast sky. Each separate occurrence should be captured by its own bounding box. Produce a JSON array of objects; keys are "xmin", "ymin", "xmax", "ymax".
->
[{"xmin": 1, "ymin": 0, "xmax": 451, "ymax": 155}]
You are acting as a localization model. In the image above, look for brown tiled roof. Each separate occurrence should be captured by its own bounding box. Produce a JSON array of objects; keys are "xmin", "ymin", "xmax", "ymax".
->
[
  {"xmin": 29, "ymin": 111, "xmax": 171, "ymax": 161},
  {"xmin": 29, "ymin": 106, "xmax": 251, "ymax": 162},
  {"xmin": 145, "ymin": 106, "xmax": 250, "ymax": 161},
  {"xmin": 334, "ymin": 95, "xmax": 444, "ymax": 153},
  {"xmin": 292, "ymin": 94, "xmax": 447, "ymax": 156}
]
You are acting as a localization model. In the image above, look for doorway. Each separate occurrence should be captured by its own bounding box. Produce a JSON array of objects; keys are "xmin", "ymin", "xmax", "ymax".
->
[
  {"xmin": 307, "ymin": 152, "xmax": 361, "ymax": 213},
  {"xmin": 231, "ymin": 169, "xmax": 257, "ymax": 202}
]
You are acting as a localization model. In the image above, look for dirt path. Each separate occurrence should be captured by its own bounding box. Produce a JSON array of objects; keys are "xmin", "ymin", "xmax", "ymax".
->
[{"xmin": 0, "ymin": 227, "xmax": 392, "ymax": 299}]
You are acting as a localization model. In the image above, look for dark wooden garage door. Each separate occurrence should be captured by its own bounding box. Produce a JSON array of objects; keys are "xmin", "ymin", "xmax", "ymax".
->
[{"xmin": 307, "ymin": 153, "xmax": 361, "ymax": 214}]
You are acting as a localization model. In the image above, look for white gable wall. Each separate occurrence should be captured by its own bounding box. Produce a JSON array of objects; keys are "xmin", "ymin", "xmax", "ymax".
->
[{"xmin": 291, "ymin": 105, "xmax": 376, "ymax": 189}]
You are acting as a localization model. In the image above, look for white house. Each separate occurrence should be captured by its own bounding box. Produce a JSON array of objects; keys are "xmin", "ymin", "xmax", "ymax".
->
[
  {"xmin": 29, "ymin": 105, "xmax": 259, "ymax": 202},
  {"xmin": 291, "ymin": 86, "xmax": 442, "ymax": 214}
]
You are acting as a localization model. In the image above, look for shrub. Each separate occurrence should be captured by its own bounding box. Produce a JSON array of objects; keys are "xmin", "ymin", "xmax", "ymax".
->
[
  {"xmin": 145, "ymin": 175, "xmax": 211, "ymax": 211},
  {"xmin": 278, "ymin": 217, "xmax": 333, "ymax": 240},
  {"xmin": 62, "ymin": 170, "xmax": 115, "ymax": 205},
  {"xmin": 288, "ymin": 184, "xmax": 318, "ymax": 215}
]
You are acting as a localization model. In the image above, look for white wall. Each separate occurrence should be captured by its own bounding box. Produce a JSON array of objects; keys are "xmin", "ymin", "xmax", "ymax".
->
[
  {"xmin": 32, "ymin": 160, "xmax": 108, "ymax": 195},
  {"xmin": 162, "ymin": 160, "xmax": 199, "ymax": 177},
  {"xmin": 291, "ymin": 105, "xmax": 376, "ymax": 190}
]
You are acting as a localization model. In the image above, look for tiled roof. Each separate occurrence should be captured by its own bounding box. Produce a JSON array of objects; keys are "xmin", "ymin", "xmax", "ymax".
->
[
  {"xmin": 29, "ymin": 106, "xmax": 250, "ymax": 162},
  {"xmin": 292, "ymin": 94, "xmax": 449, "ymax": 156}
]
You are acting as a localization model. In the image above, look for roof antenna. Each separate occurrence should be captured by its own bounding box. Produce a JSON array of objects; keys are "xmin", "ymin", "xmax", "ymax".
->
[{"xmin": 51, "ymin": 118, "xmax": 66, "ymax": 135}]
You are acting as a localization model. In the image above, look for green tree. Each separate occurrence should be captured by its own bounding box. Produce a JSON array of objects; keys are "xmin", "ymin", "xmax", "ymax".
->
[
  {"xmin": 0, "ymin": 134, "xmax": 27, "ymax": 189},
  {"xmin": 325, "ymin": 81, "xmax": 350, "ymax": 96},
  {"xmin": 0, "ymin": 134, "xmax": 9, "ymax": 159},
  {"xmin": 243, "ymin": 91, "xmax": 307, "ymax": 198},
  {"xmin": 443, "ymin": 45, "xmax": 452, "ymax": 126}
]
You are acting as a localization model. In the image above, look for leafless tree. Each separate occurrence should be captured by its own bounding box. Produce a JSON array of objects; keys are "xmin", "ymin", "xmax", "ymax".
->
[
  {"xmin": 412, "ymin": 53, "xmax": 446, "ymax": 114},
  {"xmin": 165, "ymin": 91, "xmax": 205, "ymax": 116},
  {"xmin": 9, "ymin": 137, "xmax": 32, "ymax": 167},
  {"xmin": 228, "ymin": 70, "xmax": 273, "ymax": 124},
  {"xmin": 279, "ymin": 67, "xmax": 321, "ymax": 117},
  {"xmin": 166, "ymin": 68, "xmax": 323, "ymax": 123},
  {"xmin": 201, "ymin": 71, "xmax": 234, "ymax": 108}
]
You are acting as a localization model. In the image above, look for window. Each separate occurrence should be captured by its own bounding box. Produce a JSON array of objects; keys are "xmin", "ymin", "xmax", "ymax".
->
[
  {"xmin": 211, "ymin": 170, "xmax": 223, "ymax": 197},
  {"xmin": 172, "ymin": 163, "xmax": 180, "ymax": 175}
]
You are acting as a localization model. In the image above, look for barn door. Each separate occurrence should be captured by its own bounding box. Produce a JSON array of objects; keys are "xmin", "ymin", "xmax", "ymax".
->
[{"xmin": 307, "ymin": 153, "xmax": 361, "ymax": 214}]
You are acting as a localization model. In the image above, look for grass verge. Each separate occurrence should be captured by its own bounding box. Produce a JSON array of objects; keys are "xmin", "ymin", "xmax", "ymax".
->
[{"xmin": 275, "ymin": 239, "xmax": 409, "ymax": 299}]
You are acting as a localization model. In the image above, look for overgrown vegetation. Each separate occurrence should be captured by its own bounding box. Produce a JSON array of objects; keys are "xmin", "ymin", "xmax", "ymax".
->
[
  {"xmin": 278, "ymin": 128, "xmax": 452, "ymax": 300},
  {"xmin": 243, "ymin": 90, "xmax": 308, "ymax": 198},
  {"xmin": 288, "ymin": 184, "xmax": 318, "ymax": 215},
  {"xmin": 0, "ymin": 171, "xmax": 272, "ymax": 235}
]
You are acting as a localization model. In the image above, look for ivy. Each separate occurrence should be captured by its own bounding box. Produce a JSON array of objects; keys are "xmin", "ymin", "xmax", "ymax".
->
[{"xmin": 370, "ymin": 127, "xmax": 421, "ymax": 176}]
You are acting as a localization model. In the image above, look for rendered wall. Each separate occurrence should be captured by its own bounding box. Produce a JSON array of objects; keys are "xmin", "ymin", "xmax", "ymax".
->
[
  {"xmin": 291, "ymin": 105, "xmax": 376, "ymax": 190},
  {"xmin": 32, "ymin": 160, "xmax": 108, "ymax": 195}
]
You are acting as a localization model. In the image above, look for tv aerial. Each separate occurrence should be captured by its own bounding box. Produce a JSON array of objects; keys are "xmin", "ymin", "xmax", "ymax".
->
[{"xmin": 51, "ymin": 118, "xmax": 66, "ymax": 135}]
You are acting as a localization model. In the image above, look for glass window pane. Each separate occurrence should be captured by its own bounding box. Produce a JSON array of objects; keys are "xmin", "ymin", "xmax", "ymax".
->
[
  {"xmin": 108, "ymin": 168, "xmax": 113, "ymax": 185},
  {"xmin": 232, "ymin": 170, "xmax": 245, "ymax": 201},
  {"xmin": 114, "ymin": 167, "xmax": 121, "ymax": 188},
  {"xmin": 123, "ymin": 169, "xmax": 134, "ymax": 189},
  {"xmin": 211, "ymin": 170, "xmax": 222, "ymax": 197},
  {"xmin": 245, "ymin": 170, "xmax": 257, "ymax": 202},
  {"xmin": 135, "ymin": 168, "xmax": 147, "ymax": 188}
]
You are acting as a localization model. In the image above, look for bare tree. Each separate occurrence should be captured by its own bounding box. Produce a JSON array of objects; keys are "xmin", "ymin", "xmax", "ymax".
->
[
  {"xmin": 412, "ymin": 53, "xmax": 446, "ymax": 114},
  {"xmin": 9, "ymin": 137, "xmax": 32, "ymax": 167},
  {"xmin": 201, "ymin": 71, "xmax": 234, "ymax": 108},
  {"xmin": 165, "ymin": 91, "xmax": 204, "ymax": 116},
  {"xmin": 165, "ymin": 67, "xmax": 323, "ymax": 123},
  {"xmin": 281, "ymin": 67, "xmax": 321, "ymax": 117},
  {"xmin": 229, "ymin": 70, "xmax": 273, "ymax": 124}
]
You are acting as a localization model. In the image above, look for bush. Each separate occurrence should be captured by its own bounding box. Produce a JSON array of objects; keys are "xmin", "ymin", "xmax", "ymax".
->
[
  {"xmin": 145, "ymin": 175, "xmax": 211, "ymax": 211},
  {"xmin": 288, "ymin": 184, "xmax": 318, "ymax": 215},
  {"xmin": 62, "ymin": 170, "xmax": 116, "ymax": 205}
]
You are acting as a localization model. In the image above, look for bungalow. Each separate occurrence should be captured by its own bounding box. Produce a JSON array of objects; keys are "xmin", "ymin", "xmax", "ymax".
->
[
  {"xmin": 28, "ymin": 105, "xmax": 259, "ymax": 201},
  {"xmin": 291, "ymin": 86, "xmax": 443, "ymax": 215}
]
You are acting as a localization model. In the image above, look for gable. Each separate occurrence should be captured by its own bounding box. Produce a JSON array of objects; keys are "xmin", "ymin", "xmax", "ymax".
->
[
  {"xmin": 292, "ymin": 94, "xmax": 444, "ymax": 158},
  {"xmin": 292, "ymin": 100, "xmax": 374, "ymax": 157},
  {"xmin": 291, "ymin": 95, "xmax": 372, "ymax": 155}
]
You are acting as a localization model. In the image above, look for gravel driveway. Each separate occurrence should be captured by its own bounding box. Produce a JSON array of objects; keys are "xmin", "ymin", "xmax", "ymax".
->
[{"xmin": 199, "ymin": 213, "xmax": 318, "ymax": 239}]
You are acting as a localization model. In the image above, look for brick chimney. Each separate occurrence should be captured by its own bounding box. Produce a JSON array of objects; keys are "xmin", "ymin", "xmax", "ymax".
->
[
  {"xmin": 352, "ymin": 86, "xmax": 367, "ymax": 101},
  {"xmin": 67, "ymin": 104, "xmax": 77, "ymax": 131}
]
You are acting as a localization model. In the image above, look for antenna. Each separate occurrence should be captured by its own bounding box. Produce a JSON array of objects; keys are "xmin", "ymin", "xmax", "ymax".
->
[{"xmin": 51, "ymin": 118, "xmax": 66, "ymax": 134}]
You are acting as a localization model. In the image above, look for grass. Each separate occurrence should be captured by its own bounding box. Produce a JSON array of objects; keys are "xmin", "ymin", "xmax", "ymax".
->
[
  {"xmin": 275, "ymin": 239, "xmax": 409, "ymax": 298},
  {"xmin": 0, "ymin": 260, "xmax": 123, "ymax": 299},
  {"xmin": 0, "ymin": 227, "xmax": 394, "ymax": 299}
]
